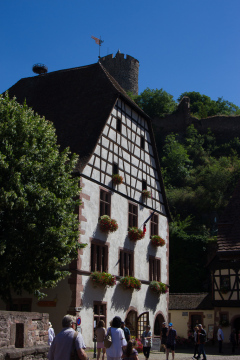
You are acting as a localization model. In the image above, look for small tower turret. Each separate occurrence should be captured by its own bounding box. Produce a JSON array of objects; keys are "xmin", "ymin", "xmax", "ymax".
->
[{"xmin": 100, "ymin": 51, "xmax": 139, "ymax": 95}]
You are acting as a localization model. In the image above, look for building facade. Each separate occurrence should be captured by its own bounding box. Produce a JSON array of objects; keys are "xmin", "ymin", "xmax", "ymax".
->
[{"xmin": 1, "ymin": 61, "xmax": 170, "ymax": 346}]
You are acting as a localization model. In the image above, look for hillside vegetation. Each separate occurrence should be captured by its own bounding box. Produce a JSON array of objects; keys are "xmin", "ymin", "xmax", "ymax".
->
[{"xmin": 130, "ymin": 89, "xmax": 240, "ymax": 292}]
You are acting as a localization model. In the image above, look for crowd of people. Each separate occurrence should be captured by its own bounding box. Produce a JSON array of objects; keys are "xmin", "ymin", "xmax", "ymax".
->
[{"xmin": 47, "ymin": 315, "xmax": 239, "ymax": 360}]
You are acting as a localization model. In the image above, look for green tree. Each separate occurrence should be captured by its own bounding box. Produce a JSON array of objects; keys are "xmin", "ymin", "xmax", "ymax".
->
[
  {"xmin": 0, "ymin": 95, "xmax": 83, "ymax": 303},
  {"xmin": 130, "ymin": 87, "xmax": 177, "ymax": 118},
  {"xmin": 178, "ymin": 91, "xmax": 240, "ymax": 118}
]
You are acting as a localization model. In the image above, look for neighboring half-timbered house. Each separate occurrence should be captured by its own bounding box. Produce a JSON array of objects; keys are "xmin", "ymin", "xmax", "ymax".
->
[
  {"xmin": 1, "ymin": 61, "xmax": 170, "ymax": 345},
  {"xmin": 209, "ymin": 179, "xmax": 240, "ymax": 341}
]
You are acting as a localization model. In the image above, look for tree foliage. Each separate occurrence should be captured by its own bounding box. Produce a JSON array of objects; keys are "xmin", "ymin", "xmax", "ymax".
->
[
  {"xmin": 178, "ymin": 91, "xmax": 240, "ymax": 118},
  {"xmin": 0, "ymin": 94, "xmax": 82, "ymax": 303},
  {"xmin": 130, "ymin": 87, "xmax": 177, "ymax": 118}
]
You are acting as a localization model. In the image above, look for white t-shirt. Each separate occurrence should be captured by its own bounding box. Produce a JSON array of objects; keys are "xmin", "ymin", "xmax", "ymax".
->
[
  {"xmin": 48, "ymin": 327, "xmax": 55, "ymax": 345},
  {"xmin": 217, "ymin": 328, "xmax": 224, "ymax": 341},
  {"xmin": 106, "ymin": 327, "xmax": 127, "ymax": 358},
  {"xmin": 48, "ymin": 327, "xmax": 86, "ymax": 360}
]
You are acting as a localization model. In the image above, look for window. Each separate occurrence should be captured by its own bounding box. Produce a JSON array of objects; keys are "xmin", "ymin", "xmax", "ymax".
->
[
  {"xmin": 117, "ymin": 118, "xmax": 122, "ymax": 133},
  {"xmin": 100, "ymin": 189, "xmax": 111, "ymax": 217},
  {"xmin": 91, "ymin": 241, "xmax": 108, "ymax": 272},
  {"xmin": 128, "ymin": 203, "xmax": 138, "ymax": 228},
  {"xmin": 113, "ymin": 163, "xmax": 118, "ymax": 175},
  {"xmin": 140, "ymin": 135, "xmax": 145, "ymax": 149},
  {"xmin": 119, "ymin": 249, "xmax": 134, "ymax": 277},
  {"xmin": 220, "ymin": 275, "xmax": 230, "ymax": 292},
  {"xmin": 219, "ymin": 312, "xmax": 229, "ymax": 326},
  {"xmin": 142, "ymin": 180, "xmax": 147, "ymax": 191},
  {"xmin": 149, "ymin": 256, "xmax": 161, "ymax": 281},
  {"xmin": 150, "ymin": 213, "xmax": 159, "ymax": 236},
  {"xmin": 94, "ymin": 302, "xmax": 106, "ymax": 328}
]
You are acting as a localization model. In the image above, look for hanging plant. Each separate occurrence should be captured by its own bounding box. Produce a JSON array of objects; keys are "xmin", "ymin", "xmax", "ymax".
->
[
  {"xmin": 90, "ymin": 271, "xmax": 116, "ymax": 287},
  {"xmin": 128, "ymin": 227, "xmax": 145, "ymax": 241},
  {"xmin": 149, "ymin": 281, "xmax": 168, "ymax": 295},
  {"xmin": 112, "ymin": 174, "xmax": 123, "ymax": 185},
  {"xmin": 151, "ymin": 235, "xmax": 166, "ymax": 247},
  {"xmin": 142, "ymin": 189, "xmax": 152, "ymax": 198},
  {"xmin": 119, "ymin": 276, "xmax": 141, "ymax": 291},
  {"xmin": 99, "ymin": 215, "xmax": 118, "ymax": 233}
]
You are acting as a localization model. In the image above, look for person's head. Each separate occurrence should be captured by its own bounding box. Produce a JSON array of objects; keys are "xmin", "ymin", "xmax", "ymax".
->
[
  {"xmin": 97, "ymin": 320, "xmax": 105, "ymax": 328},
  {"xmin": 162, "ymin": 322, "xmax": 166, "ymax": 327},
  {"xmin": 198, "ymin": 324, "xmax": 202, "ymax": 329},
  {"xmin": 62, "ymin": 315, "xmax": 76, "ymax": 328},
  {"xmin": 112, "ymin": 316, "xmax": 122, "ymax": 328},
  {"xmin": 195, "ymin": 326, "xmax": 199, "ymax": 331},
  {"xmin": 121, "ymin": 321, "xmax": 125, "ymax": 328},
  {"xmin": 49, "ymin": 321, "xmax": 52, "ymax": 328},
  {"xmin": 145, "ymin": 325, "xmax": 151, "ymax": 331},
  {"xmin": 126, "ymin": 339, "xmax": 135, "ymax": 356},
  {"xmin": 168, "ymin": 322, "xmax": 173, "ymax": 328},
  {"xmin": 218, "ymin": 325, "xmax": 222, "ymax": 329}
]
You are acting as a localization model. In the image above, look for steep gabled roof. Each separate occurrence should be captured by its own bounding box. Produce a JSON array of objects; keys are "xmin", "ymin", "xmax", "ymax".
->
[
  {"xmin": 169, "ymin": 293, "xmax": 213, "ymax": 310},
  {"xmin": 217, "ymin": 178, "xmax": 240, "ymax": 257},
  {"xmin": 6, "ymin": 61, "xmax": 170, "ymax": 218}
]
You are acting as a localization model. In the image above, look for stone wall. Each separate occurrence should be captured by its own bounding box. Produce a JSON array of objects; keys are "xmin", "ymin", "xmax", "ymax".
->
[
  {"xmin": 100, "ymin": 51, "xmax": 139, "ymax": 95},
  {"xmin": 153, "ymin": 97, "xmax": 240, "ymax": 143},
  {"xmin": 0, "ymin": 311, "xmax": 49, "ymax": 359}
]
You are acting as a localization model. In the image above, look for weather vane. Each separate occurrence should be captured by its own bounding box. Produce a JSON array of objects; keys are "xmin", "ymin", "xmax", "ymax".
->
[{"xmin": 91, "ymin": 36, "xmax": 104, "ymax": 59}]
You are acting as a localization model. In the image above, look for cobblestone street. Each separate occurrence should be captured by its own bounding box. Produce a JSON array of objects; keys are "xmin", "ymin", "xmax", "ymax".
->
[{"xmin": 87, "ymin": 344, "xmax": 240, "ymax": 360}]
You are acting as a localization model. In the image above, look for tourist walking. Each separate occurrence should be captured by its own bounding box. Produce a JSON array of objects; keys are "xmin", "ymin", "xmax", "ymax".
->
[
  {"xmin": 121, "ymin": 321, "xmax": 131, "ymax": 342},
  {"xmin": 48, "ymin": 322, "xmax": 55, "ymax": 346},
  {"xmin": 230, "ymin": 329, "xmax": 237, "ymax": 354},
  {"xmin": 217, "ymin": 325, "xmax": 224, "ymax": 353},
  {"xmin": 192, "ymin": 326, "xmax": 199, "ymax": 359},
  {"xmin": 160, "ymin": 322, "xmax": 168, "ymax": 353},
  {"xmin": 166, "ymin": 323, "xmax": 177, "ymax": 360},
  {"xmin": 141, "ymin": 325, "xmax": 152, "ymax": 360},
  {"xmin": 95, "ymin": 320, "xmax": 106, "ymax": 360},
  {"xmin": 106, "ymin": 316, "xmax": 127, "ymax": 360},
  {"xmin": 197, "ymin": 324, "xmax": 207, "ymax": 360},
  {"xmin": 48, "ymin": 314, "xmax": 87, "ymax": 360}
]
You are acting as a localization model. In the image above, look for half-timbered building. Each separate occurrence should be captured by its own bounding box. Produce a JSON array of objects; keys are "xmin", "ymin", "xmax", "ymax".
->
[
  {"xmin": 209, "ymin": 179, "xmax": 240, "ymax": 341},
  {"xmin": 1, "ymin": 61, "xmax": 170, "ymax": 345}
]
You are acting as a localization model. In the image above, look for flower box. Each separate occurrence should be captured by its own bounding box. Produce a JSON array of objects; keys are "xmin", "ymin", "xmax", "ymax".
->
[
  {"xmin": 128, "ymin": 227, "xmax": 145, "ymax": 241},
  {"xmin": 142, "ymin": 189, "xmax": 152, "ymax": 198},
  {"xmin": 151, "ymin": 235, "xmax": 166, "ymax": 247},
  {"xmin": 119, "ymin": 276, "xmax": 141, "ymax": 291},
  {"xmin": 112, "ymin": 174, "xmax": 123, "ymax": 185},
  {"xmin": 90, "ymin": 271, "xmax": 116, "ymax": 287},
  {"xmin": 149, "ymin": 281, "xmax": 168, "ymax": 295},
  {"xmin": 99, "ymin": 215, "xmax": 118, "ymax": 233}
]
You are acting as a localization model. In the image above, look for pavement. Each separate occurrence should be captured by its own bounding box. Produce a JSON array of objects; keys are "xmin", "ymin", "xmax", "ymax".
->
[{"xmin": 87, "ymin": 344, "xmax": 240, "ymax": 360}]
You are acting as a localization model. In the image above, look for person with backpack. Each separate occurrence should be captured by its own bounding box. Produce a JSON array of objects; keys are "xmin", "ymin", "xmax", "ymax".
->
[
  {"xmin": 196, "ymin": 324, "xmax": 207, "ymax": 360},
  {"xmin": 121, "ymin": 321, "xmax": 131, "ymax": 342}
]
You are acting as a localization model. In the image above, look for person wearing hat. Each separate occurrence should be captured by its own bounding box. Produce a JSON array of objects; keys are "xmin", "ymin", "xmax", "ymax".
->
[
  {"xmin": 166, "ymin": 323, "xmax": 177, "ymax": 360},
  {"xmin": 121, "ymin": 321, "xmax": 131, "ymax": 342},
  {"xmin": 48, "ymin": 321, "xmax": 55, "ymax": 346},
  {"xmin": 160, "ymin": 322, "xmax": 168, "ymax": 353}
]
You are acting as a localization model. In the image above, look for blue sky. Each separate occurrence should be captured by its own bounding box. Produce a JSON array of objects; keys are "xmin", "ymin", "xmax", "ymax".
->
[{"xmin": 1, "ymin": 0, "xmax": 240, "ymax": 106}]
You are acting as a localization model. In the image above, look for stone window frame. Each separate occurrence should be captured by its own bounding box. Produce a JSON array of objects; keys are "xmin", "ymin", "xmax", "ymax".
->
[{"xmin": 119, "ymin": 248, "xmax": 134, "ymax": 277}]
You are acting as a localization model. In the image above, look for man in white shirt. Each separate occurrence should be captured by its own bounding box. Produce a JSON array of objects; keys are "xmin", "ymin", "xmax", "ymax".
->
[
  {"xmin": 217, "ymin": 325, "xmax": 224, "ymax": 354},
  {"xmin": 48, "ymin": 315, "xmax": 88, "ymax": 360}
]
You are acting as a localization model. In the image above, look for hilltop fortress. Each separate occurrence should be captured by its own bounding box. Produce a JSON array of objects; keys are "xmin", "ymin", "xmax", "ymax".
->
[
  {"xmin": 99, "ymin": 52, "xmax": 240, "ymax": 142},
  {"xmin": 152, "ymin": 97, "xmax": 240, "ymax": 142}
]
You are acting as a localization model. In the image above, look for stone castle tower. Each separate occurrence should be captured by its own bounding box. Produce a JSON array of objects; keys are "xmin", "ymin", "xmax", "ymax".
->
[{"xmin": 100, "ymin": 50, "xmax": 139, "ymax": 95}]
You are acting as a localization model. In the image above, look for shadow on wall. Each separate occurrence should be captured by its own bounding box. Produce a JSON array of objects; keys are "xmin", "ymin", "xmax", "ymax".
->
[
  {"xmin": 144, "ymin": 286, "xmax": 160, "ymax": 313},
  {"xmin": 81, "ymin": 278, "xmax": 107, "ymax": 309},
  {"xmin": 110, "ymin": 283, "xmax": 133, "ymax": 311}
]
